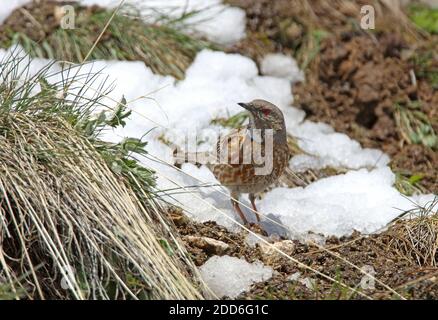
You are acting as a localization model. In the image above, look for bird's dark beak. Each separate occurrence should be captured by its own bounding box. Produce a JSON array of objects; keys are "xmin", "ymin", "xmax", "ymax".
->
[{"xmin": 238, "ymin": 102, "xmax": 251, "ymax": 111}]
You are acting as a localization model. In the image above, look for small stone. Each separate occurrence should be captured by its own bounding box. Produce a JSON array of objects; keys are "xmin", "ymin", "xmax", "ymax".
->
[
  {"xmin": 269, "ymin": 233, "xmax": 281, "ymax": 242},
  {"xmin": 259, "ymin": 240, "xmax": 296, "ymax": 265},
  {"xmin": 184, "ymin": 236, "xmax": 230, "ymax": 255}
]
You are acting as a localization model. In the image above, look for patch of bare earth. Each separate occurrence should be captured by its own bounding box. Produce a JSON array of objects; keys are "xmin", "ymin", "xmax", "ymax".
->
[{"xmin": 294, "ymin": 33, "xmax": 438, "ymax": 193}]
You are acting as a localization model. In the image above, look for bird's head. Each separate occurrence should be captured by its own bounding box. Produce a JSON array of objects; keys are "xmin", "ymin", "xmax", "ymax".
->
[{"xmin": 238, "ymin": 99, "xmax": 285, "ymax": 131}]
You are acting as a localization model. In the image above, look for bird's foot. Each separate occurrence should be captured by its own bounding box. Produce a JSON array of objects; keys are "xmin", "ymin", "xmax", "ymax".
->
[{"xmin": 246, "ymin": 223, "xmax": 268, "ymax": 236}]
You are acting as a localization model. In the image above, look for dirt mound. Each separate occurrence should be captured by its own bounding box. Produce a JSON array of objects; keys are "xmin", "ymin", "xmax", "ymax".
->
[
  {"xmin": 0, "ymin": 1, "xmax": 82, "ymax": 41},
  {"xmin": 226, "ymin": 0, "xmax": 420, "ymax": 62},
  {"xmin": 294, "ymin": 33, "xmax": 438, "ymax": 192}
]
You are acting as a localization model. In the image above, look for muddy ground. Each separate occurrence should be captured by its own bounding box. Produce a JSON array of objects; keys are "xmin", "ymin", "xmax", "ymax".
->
[{"xmin": 293, "ymin": 33, "xmax": 438, "ymax": 194}]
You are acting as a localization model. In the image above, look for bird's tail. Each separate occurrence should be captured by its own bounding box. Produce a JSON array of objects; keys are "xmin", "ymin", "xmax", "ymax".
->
[{"xmin": 171, "ymin": 143, "xmax": 213, "ymax": 167}]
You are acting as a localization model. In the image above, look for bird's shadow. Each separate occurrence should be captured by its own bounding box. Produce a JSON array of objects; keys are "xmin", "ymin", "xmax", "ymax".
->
[{"xmin": 240, "ymin": 201, "xmax": 290, "ymax": 238}]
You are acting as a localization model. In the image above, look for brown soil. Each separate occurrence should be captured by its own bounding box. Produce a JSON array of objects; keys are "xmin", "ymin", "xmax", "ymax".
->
[
  {"xmin": 0, "ymin": 1, "xmax": 82, "ymax": 42},
  {"xmin": 241, "ymin": 230, "xmax": 438, "ymax": 300},
  {"xmin": 226, "ymin": 0, "xmax": 422, "ymax": 62},
  {"xmin": 170, "ymin": 208, "xmax": 265, "ymax": 266},
  {"xmin": 294, "ymin": 33, "xmax": 438, "ymax": 193}
]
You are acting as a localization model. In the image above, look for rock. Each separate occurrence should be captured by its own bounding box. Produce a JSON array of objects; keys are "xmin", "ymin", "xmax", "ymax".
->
[
  {"xmin": 259, "ymin": 240, "xmax": 296, "ymax": 265},
  {"xmin": 183, "ymin": 236, "xmax": 230, "ymax": 255},
  {"xmin": 199, "ymin": 255, "xmax": 273, "ymax": 298}
]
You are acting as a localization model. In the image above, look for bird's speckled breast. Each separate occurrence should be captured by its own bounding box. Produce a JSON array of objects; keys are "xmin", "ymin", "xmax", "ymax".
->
[{"xmin": 212, "ymin": 143, "xmax": 289, "ymax": 194}]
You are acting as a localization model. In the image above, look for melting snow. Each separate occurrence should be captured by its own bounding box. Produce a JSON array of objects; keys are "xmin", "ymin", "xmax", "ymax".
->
[
  {"xmin": 259, "ymin": 167, "xmax": 436, "ymax": 238},
  {"xmin": 260, "ymin": 53, "xmax": 304, "ymax": 83},
  {"xmin": 290, "ymin": 121, "xmax": 390, "ymax": 171},
  {"xmin": 80, "ymin": 0, "xmax": 246, "ymax": 46},
  {"xmin": 199, "ymin": 255, "xmax": 273, "ymax": 298}
]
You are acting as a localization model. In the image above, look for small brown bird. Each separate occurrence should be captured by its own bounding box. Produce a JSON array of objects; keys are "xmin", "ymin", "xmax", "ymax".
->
[
  {"xmin": 208, "ymin": 99, "xmax": 290, "ymax": 225},
  {"xmin": 175, "ymin": 99, "xmax": 289, "ymax": 225}
]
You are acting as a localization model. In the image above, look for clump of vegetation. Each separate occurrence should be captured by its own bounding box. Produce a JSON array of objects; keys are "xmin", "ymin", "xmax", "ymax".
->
[
  {"xmin": 0, "ymin": 1, "xmax": 213, "ymax": 79},
  {"xmin": 394, "ymin": 171, "xmax": 426, "ymax": 196},
  {"xmin": 394, "ymin": 101, "xmax": 437, "ymax": 149},
  {"xmin": 409, "ymin": 4, "xmax": 438, "ymax": 34},
  {"xmin": 0, "ymin": 51, "xmax": 204, "ymax": 299},
  {"xmin": 411, "ymin": 49, "xmax": 438, "ymax": 89},
  {"xmin": 386, "ymin": 197, "xmax": 438, "ymax": 267},
  {"xmin": 211, "ymin": 111, "xmax": 248, "ymax": 128}
]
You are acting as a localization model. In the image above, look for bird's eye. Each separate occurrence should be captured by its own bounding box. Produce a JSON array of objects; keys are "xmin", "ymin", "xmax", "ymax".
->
[{"xmin": 261, "ymin": 108, "xmax": 271, "ymax": 117}]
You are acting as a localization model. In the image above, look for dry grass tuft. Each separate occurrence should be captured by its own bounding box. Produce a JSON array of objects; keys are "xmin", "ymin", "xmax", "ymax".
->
[
  {"xmin": 0, "ymin": 52, "xmax": 205, "ymax": 299},
  {"xmin": 386, "ymin": 197, "xmax": 438, "ymax": 267}
]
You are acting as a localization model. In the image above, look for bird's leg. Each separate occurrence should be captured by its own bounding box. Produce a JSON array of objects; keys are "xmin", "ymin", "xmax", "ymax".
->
[
  {"xmin": 249, "ymin": 193, "xmax": 261, "ymax": 222},
  {"xmin": 230, "ymin": 194, "xmax": 249, "ymax": 225}
]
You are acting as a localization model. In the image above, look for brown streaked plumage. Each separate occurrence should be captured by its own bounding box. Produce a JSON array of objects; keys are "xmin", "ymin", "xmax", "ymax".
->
[
  {"xmin": 174, "ymin": 99, "xmax": 290, "ymax": 225},
  {"xmin": 207, "ymin": 99, "xmax": 290, "ymax": 225}
]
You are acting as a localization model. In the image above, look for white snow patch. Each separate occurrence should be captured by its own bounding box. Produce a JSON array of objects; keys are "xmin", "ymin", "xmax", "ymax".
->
[
  {"xmin": 259, "ymin": 167, "xmax": 436, "ymax": 238},
  {"xmin": 290, "ymin": 121, "xmax": 390, "ymax": 171},
  {"xmin": 260, "ymin": 53, "xmax": 304, "ymax": 83},
  {"xmin": 0, "ymin": 45, "xmax": 53, "ymax": 72},
  {"xmin": 80, "ymin": 0, "xmax": 246, "ymax": 46},
  {"xmin": 199, "ymin": 255, "xmax": 272, "ymax": 298},
  {"xmin": 0, "ymin": 45, "xmax": 60, "ymax": 95}
]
